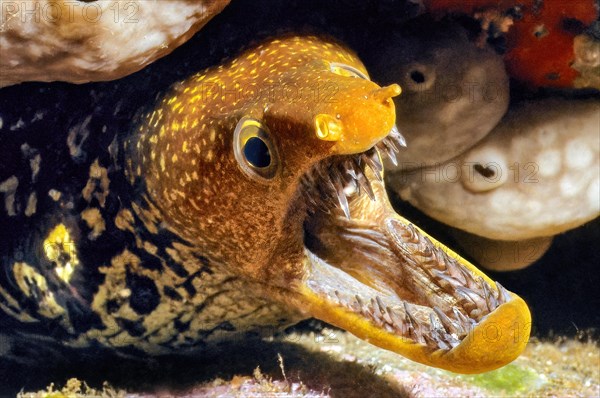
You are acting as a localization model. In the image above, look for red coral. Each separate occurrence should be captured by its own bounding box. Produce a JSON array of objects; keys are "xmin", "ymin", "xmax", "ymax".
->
[{"xmin": 423, "ymin": 0, "xmax": 598, "ymax": 87}]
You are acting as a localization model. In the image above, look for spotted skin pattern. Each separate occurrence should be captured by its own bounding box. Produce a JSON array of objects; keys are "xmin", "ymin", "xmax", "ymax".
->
[
  {"xmin": 0, "ymin": 33, "xmax": 532, "ymax": 375},
  {"xmin": 0, "ymin": 35, "xmax": 391, "ymax": 359}
]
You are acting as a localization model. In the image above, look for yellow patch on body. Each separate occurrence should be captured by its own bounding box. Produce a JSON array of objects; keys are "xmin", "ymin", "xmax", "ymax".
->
[
  {"xmin": 81, "ymin": 207, "xmax": 106, "ymax": 239},
  {"xmin": 43, "ymin": 223, "xmax": 80, "ymax": 283}
]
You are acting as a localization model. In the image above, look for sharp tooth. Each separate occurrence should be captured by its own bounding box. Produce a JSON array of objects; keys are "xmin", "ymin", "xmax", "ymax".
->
[
  {"xmin": 351, "ymin": 294, "xmax": 365, "ymax": 313},
  {"xmin": 444, "ymin": 332, "xmax": 461, "ymax": 348},
  {"xmin": 356, "ymin": 171, "xmax": 375, "ymax": 201},
  {"xmin": 432, "ymin": 269, "xmax": 460, "ymax": 289},
  {"xmin": 430, "ymin": 329, "xmax": 451, "ymax": 350},
  {"xmin": 457, "ymin": 266, "xmax": 477, "ymax": 289},
  {"xmin": 433, "ymin": 306, "xmax": 463, "ymax": 336},
  {"xmin": 334, "ymin": 290, "xmax": 343, "ymax": 305},
  {"xmin": 390, "ymin": 124, "xmax": 407, "ymax": 147},
  {"xmin": 452, "ymin": 307, "xmax": 470, "ymax": 327},
  {"xmin": 480, "ymin": 277, "xmax": 499, "ymax": 311},
  {"xmin": 344, "ymin": 159, "xmax": 359, "ymax": 180},
  {"xmin": 495, "ymin": 281, "xmax": 512, "ymax": 304},
  {"xmin": 375, "ymin": 296, "xmax": 392, "ymax": 324},
  {"xmin": 369, "ymin": 298, "xmax": 382, "ymax": 318},
  {"xmin": 403, "ymin": 302, "xmax": 418, "ymax": 326},
  {"xmin": 403, "ymin": 302, "xmax": 425, "ymax": 344},
  {"xmin": 422, "ymin": 333, "xmax": 437, "ymax": 349},
  {"xmin": 355, "ymin": 294, "xmax": 364, "ymax": 308},
  {"xmin": 362, "ymin": 152, "xmax": 383, "ymax": 181},
  {"xmin": 442, "ymin": 258, "xmax": 467, "ymax": 285},
  {"xmin": 452, "ymin": 306, "xmax": 475, "ymax": 329},
  {"xmin": 331, "ymin": 170, "xmax": 351, "ymax": 219},
  {"xmin": 429, "ymin": 313, "xmax": 443, "ymax": 331},
  {"xmin": 337, "ymin": 193, "xmax": 350, "ymax": 219},
  {"xmin": 383, "ymin": 136, "xmax": 400, "ymax": 153},
  {"xmin": 346, "ymin": 157, "xmax": 377, "ymax": 201},
  {"xmin": 455, "ymin": 286, "xmax": 483, "ymax": 309},
  {"xmin": 359, "ymin": 179, "xmax": 375, "ymax": 200},
  {"xmin": 384, "ymin": 144, "xmax": 398, "ymax": 166},
  {"xmin": 387, "ymin": 306, "xmax": 406, "ymax": 334}
]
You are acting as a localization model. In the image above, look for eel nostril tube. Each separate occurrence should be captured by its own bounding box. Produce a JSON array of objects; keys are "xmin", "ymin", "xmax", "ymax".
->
[{"xmin": 370, "ymin": 84, "xmax": 402, "ymax": 103}]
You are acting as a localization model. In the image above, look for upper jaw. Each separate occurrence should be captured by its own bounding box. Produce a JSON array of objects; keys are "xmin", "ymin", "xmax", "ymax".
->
[{"xmin": 288, "ymin": 139, "xmax": 531, "ymax": 374}]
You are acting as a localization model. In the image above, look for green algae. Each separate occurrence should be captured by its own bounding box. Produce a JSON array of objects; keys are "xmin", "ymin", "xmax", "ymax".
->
[
  {"xmin": 17, "ymin": 334, "xmax": 599, "ymax": 397},
  {"xmin": 459, "ymin": 363, "xmax": 546, "ymax": 394}
]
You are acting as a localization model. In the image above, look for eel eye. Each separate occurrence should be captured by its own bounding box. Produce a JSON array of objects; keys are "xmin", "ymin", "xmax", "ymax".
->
[
  {"xmin": 234, "ymin": 117, "xmax": 279, "ymax": 181},
  {"xmin": 330, "ymin": 62, "xmax": 369, "ymax": 80},
  {"xmin": 404, "ymin": 63, "xmax": 435, "ymax": 91}
]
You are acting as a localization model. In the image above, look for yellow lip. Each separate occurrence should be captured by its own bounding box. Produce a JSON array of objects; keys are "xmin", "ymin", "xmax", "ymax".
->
[{"xmin": 294, "ymin": 214, "xmax": 531, "ymax": 374}]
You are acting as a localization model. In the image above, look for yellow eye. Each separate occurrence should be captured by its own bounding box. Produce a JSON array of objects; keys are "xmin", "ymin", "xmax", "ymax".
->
[
  {"xmin": 233, "ymin": 117, "xmax": 279, "ymax": 181},
  {"xmin": 330, "ymin": 62, "xmax": 370, "ymax": 80}
]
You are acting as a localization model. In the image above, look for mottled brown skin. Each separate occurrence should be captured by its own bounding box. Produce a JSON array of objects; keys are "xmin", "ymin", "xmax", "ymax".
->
[
  {"xmin": 0, "ymin": 35, "xmax": 397, "ymax": 356},
  {"xmin": 129, "ymin": 36, "xmax": 397, "ymax": 285},
  {"xmin": 0, "ymin": 35, "xmax": 530, "ymax": 374}
]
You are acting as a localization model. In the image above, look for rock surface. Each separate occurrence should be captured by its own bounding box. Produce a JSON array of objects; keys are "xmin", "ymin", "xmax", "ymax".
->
[{"xmin": 0, "ymin": 0, "xmax": 230, "ymax": 87}]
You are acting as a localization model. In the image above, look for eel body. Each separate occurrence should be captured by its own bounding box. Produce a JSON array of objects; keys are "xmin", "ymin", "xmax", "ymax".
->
[{"xmin": 0, "ymin": 35, "xmax": 530, "ymax": 373}]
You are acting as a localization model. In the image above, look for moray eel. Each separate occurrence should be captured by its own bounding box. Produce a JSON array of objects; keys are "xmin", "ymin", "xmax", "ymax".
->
[
  {"xmin": 365, "ymin": 16, "xmax": 509, "ymax": 168},
  {"xmin": 389, "ymin": 98, "xmax": 599, "ymax": 269},
  {"xmin": 0, "ymin": 35, "xmax": 530, "ymax": 373}
]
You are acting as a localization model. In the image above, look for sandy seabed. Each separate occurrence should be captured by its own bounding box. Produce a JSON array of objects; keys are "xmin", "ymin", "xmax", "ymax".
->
[{"xmin": 18, "ymin": 329, "xmax": 599, "ymax": 398}]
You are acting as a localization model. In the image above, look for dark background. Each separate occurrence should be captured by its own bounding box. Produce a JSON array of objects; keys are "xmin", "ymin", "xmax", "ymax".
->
[{"xmin": 0, "ymin": 0, "xmax": 597, "ymax": 394}]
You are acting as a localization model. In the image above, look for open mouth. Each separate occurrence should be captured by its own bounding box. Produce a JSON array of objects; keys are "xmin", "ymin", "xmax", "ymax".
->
[{"xmin": 294, "ymin": 127, "xmax": 531, "ymax": 373}]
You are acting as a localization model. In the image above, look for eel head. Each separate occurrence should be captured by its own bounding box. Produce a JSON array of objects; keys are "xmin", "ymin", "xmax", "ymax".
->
[{"xmin": 135, "ymin": 35, "xmax": 530, "ymax": 373}]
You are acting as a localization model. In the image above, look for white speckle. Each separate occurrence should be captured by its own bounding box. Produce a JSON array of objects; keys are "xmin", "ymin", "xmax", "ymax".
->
[
  {"xmin": 206, "ymin": 149, "xmax": 214, "ymax": 162},
  {"xmin": 20, "ymin": 143, "xmax": 31, "ymax": 155},
  {"xmin": 67, "ymin": 115, "xmax": 91, "ymax": 159},
  {"xmin": 536, "ymin": 149, "xmax": 561, "ymax": 177},
  {"xmin": 81, "ymin": 207, "xmax": 106, "ymax": 240},
  {"xmin": 0, "ymin": 176, "xmax": 19, "ymax": 216},
  {"xmin": 24, "ymin": 192, "xmax": 37, "ymax": 217},
  {"xmin": 30, "ymin": 154, "xmax": 41, "ymax": 181},
  {"xmin": 565, "ymin": 138, "xmax": 593, "ymax": 169},
  {"xmin": 48, "ymin": 189, "xmax": 62, "ymax": 201},
  {"xmin": 9, "ymin": 118, "xmax": 25, "ymax": 131},
  {"xmin": 559, "ymin": 175, "xmax": 585, "ymax": 198},
  {"xmin": 588, "ymin": 179, "xmax": 600, "ymax": 210},
  {"xmin": 524, "ymin": 199, "xmax": 542, "ymax": 216},
  {"xmin": 490, "ymin": 190, "xmax": 518, "ymax": 213},
  {"xmin": 31, "ymin": 111, "xmax": 44, "ymax": 122},
  {"xmin": 0, "ymin": 116, "xmax": 3, "ymax": 130}
]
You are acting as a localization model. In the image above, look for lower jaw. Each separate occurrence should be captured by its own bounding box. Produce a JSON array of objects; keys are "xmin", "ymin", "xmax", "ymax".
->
[
  {"xmin": 296, "ymin": 279, "xmax": 530, "ymax": 374},
  {"xmin": 295, "ymin": 228, "xmax": 531, "ymax": 373},
  {"xmin": 277, "ymin": 137, "xmax": 532, "ymax": 373},
  {"xmin": 292, "ymin": 172, "xmax": 531, "ymax": 373}
]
